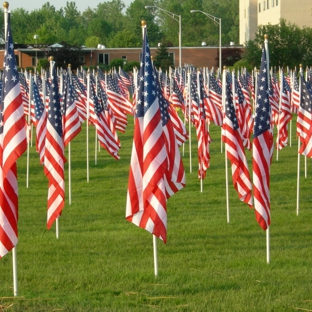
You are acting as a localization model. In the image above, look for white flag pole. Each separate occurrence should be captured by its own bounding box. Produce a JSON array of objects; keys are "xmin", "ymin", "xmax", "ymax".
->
[
  {"xmin": 304, "ymin": 68, "xmax": 308, "ymax": 178},
  {"xmin": 4, "ymin": 2, "xmax": 18, "ymax": 296},
  {"xmin": 86, "ymin": 71, "xmax": 90, "ymax": 182},
  {"xmin": 26, "ymin": 72, "xmax": 33, "ymax": 188},
  {"xmin": 141, "ymin": 20, "xmax": 159, "ymax": 277},
  {"xmin": 266, "ymin": 226, "xmax": 270, "ymax": 264},
  {"xmin": 276, "ymin": 68, "xmax": 283, "ymax": 161},
  {"xmin": 153, "ymin": 235, "xmax": 158, "ymax": 277},
  {"xmin": 296, "ymin": 71, "xmax": 302, "ymax": 216},
  {"xmin": 264, "ymin": 35, "xmax": 270, "ymax": 263},
  {"xmin": 95, "ymin": 73, "xmax": 98, "ymax": 165},
  {"xmin": 188, "ymin": 70, "xmax": 192, "ymax": 173},
  {"xmin": 68, "ymin": 64, "xmax": 72, "ymax": 205}
]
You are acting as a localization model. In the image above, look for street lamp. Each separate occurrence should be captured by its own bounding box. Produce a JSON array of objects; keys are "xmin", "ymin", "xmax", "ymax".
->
[
  {"xmin": 33, "ymin": 34, "xmax": 38, "ymax": 68},
  {"xmin": 190, "ymin": 10, "xmax": 222, "ymax": 71},
  {"xmin": 145, "ymin": 5, "xmax": 182, "ymax": 69}
]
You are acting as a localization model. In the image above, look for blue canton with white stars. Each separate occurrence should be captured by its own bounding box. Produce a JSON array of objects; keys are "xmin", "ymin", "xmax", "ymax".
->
[
  {"xmin": 254, "ymin": 47, "xmax": 271, "ymax": 138},
  {"xmin": 136, "ymin": 28, "xmax": 157, "ymax": 119}
]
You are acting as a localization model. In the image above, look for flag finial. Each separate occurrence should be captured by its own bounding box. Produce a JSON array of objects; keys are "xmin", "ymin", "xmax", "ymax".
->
[
  {"xmin": 49, "ymin": 56, "xmax": 54, "ymax": 61},
  {"xmin": 3, "ymin": 1, "xmax": 9, "ymax": 9},
  {"xmin": 141, "ymin": 20, "xmax": 146, "ymax": 27},
  {"xmin": 264, "ymin": 34, "xmax": 268, "ymax": 40}
]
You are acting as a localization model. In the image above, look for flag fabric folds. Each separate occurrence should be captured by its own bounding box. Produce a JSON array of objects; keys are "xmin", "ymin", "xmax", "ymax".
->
[
  {"xmin": 44, "ymin": 61, "xmax": 65, "ymax": 230},
  {"xmin": 297, "ymin": 75, "xmax": 312, "ymax": 157},
  {"xmin": 222, "ymin": 73, "xmax": 253, "ymax": 207},
  {"xmin": 0, "ymin": 14, "xmax": 27, "ymax": 257},
  {"xmin": 252, "ymin": 45, "xmax": 273, "ymax": 230},
  {"xmin": 126, "ymin": 27, "xmax": 185, "ymax": 243}
]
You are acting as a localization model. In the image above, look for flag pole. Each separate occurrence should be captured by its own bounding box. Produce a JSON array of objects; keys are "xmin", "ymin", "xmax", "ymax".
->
[
  {"xmin": 68, "ymin": 64, "xmax": 72, "ymax": 205},
  {"xmin": 26, "ymin": 71, "xmax": 33, "ymax": 188},
  {"xmin": 188, "ymin": 70, "xmax": 192, "ymax": 173},
  {"xmin": 223, "ymin": 68, "xmax": 230, "ymax": 222},
  {"xmin": 153, "ymin": 235, "xmax": 158, "ymax": 277},
  {"xmin": 141, "ymin": 20, "xmax": 159, "ymax": 276},
  {"xmin": 276, "ymin": 68, "xmax": 283, "ymax": 161},
  {"xmin": 296, "ymin": 71, "xmax": 302, "ymax": 216},
  {"xmin": 95, "ymin": 73, "xmax": 98, "ymax": 165},
  {"xmin": 264, "ymin": 35, "xmax": 270, "ymax": 263},
  {"xmin": 86, "ymin": 71, "xmax": 90, "ymax": 182}
]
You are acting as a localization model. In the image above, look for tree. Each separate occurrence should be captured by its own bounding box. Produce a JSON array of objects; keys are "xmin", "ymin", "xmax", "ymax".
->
[
  {"xmin": 153, "ymin": 41, "xmax": 174, "ymax": 71},
  {"xmin": 48, "ymin": 41, "xmax": 84, "ymax": 69},
  {"xmin": 109, "ymin": 58, "xmax": 125, "ymax": 70},
  {"xmin": 125, "ymin": 0, "xmax": 163, "ymax": 47},
  {"xmin": 85, "ymin": 36, "xmax": 102, "ymax": 48},
  {"xmin": 108, "ymin": 29, "xmax": 141, "ymax": 48},
  {"xmin": 243, "ymin": 19, "xmax": 312, "ymax": 68}
]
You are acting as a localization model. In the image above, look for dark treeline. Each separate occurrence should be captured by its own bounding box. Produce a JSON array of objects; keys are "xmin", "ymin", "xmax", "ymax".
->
[{"xmin": 0, "ymin": 0, "xmax": 239, "ymax": 49}]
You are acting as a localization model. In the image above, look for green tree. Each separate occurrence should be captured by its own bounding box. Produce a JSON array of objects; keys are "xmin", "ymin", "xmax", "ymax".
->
[
  {"xmin": 153, "ymin": 41, "xmax": 174, "ymax": 71},
  {"xmin": 125, "ymin": 0, "xmax": 162, "ymax": 47},
  {"xmin": 48, "ymin": 41, "xmax": 83, "ymax": 69},
  {"xmin": 108, "ymin": 29, "xmax": 141, "ymax": 48},
  {"xmin": 243, "ymin": 19, "xmax": 312, "ymax": 68},
  {"xmin": 124, "ymin": 60, "xmax": 140, "ymax": 72},
  {"xmin": 85, "ymin": 36, "xmax": 102, "ymax": 48},
  {"xmin": 109, "ymin": 58, "xmax": 125, "ymax": 70}
]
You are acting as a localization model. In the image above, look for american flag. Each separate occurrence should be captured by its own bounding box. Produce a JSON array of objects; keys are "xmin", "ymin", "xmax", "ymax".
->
[
  {"xmin": 156, "ymin": 73, "xmax": 186, "ymax": 198},
  {"xmin": 126, "ymin": 28, "xmax": 168, "ymax": 242},
  {"xmin": 291, "ymin": 73, "xmax": 300, "ymax": 114},
  {"xmin": 203, "ymin": 74, "xmax": 223, "ymax": 127},
  {"xmin": 276, "ymin": 71, "xmax": 292, "ymax": 150},
  {"xmin": 89, "ymin": 76, "xmax": 120, "ymax": 160},
  {"xmin": 44, "ymin": 61, "xmax": 65, "ymax": 230},
  {"xmin": 32, "ymin": 76, "xmax": 47, "ymax": 164},
  {"xmin": 106, "ymin": 73, "xmax": 133, "ymax": 116},
  {"xmin": 71, "ymin": 74, "xmax": 87, "ymax": 123},
  {"xmin": 191, "ymin": 72, "xmax": 211, "ymax": 180},
  {"xmin": 222, "ymin": 73, "xmax": 253, "ymax": 207},
  {"xmin": 297, "ymin": 75, "xmax": 312, "ymax": 157},
  {"xmin": 96, "ymin": 75, "xmax": 120, "ymax": 148},
  {"xmin": 170, "ymin": 78, "xmax": 185, "ymax": 109},
  {"xmin": 252, "ymin": 45, "xmax": 273, "ymax": 231},
  {"xmin": 237, "ymin": 74, "xmax": 253, "ymax": 150},
  {"xmin": 63, "ymin": 74, "xmax": 81, "ymax": 147},
  {"xmin": 98, "ymin": 70, "xmax": 128, "ymax": 132},
  {"xmin": 0, "ymin": 14, "xmax": 27, "ymax": 257},
  {"xmin": 208, "ymin": 73, "xmax": 222, "ymax": 110}
]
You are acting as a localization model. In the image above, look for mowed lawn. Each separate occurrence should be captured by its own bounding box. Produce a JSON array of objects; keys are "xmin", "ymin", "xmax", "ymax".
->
[{"xmin": 1, "ymin": 117, "xmax": 312, "ymax": 311}]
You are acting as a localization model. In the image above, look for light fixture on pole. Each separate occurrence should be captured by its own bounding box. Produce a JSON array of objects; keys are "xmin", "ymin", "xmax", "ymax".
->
[
  {"xmin": 145, "ymin": 5, "xmax": 182, "ymax": 69},
  {"xmin": 33, "ymin": 34, "xmax": 38, "ymax": 67},
  {"xmin": 190, "ymin": 10, "xmax": 222, "ymax": 71}
]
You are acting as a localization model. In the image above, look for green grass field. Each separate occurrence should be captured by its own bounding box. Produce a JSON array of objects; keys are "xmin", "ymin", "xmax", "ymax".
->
[{"xmin": 1, "ymin": 117, "xmax": 312, "ymax": 311}]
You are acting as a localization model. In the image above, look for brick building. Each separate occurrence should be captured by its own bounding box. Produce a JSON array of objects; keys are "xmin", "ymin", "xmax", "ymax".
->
[{"xmin": 0, "ymin": 44, "xmax": 244, "ymax": 70}]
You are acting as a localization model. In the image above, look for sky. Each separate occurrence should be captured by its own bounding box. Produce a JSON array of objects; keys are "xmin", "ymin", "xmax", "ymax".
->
[{"xmin": 6, "ymin": 0, "xmax": 133, "ymax": 13}]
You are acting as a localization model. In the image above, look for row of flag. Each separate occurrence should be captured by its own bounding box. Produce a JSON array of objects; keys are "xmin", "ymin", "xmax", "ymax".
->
[{"xmin": 2, "ymin": 13, "xmax": 312, "ymax": 263}]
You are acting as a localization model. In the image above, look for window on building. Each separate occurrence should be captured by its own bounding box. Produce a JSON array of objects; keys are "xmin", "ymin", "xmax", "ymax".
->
[
  {"xmin": 263, "ymin": 1, "xmax": 266, "ymax": 11},
  {"xmin": 276, "ymin": 0, "xmax": 278, "ymax": 5},
  {"xmin": 272, "ymin": 0, "xmax": 274, "ymax": 7},
  {"xmin": 259, "ymin": 3, "xmax": 261, "ymax": 12},
  {"xmin": 169, "ymin": 52, "xmax": 175, "ymax": 65},
  {"xmin": 267, "ymin": 0, "xmax": 269, "ymax": 9},
  {"xmin": 79, "ymin": 54, "xmax": 85, "ymax": 64},
  {"xmin": 32, "ymin": 57, "xmax": 36, "ymax": 67},
  {"xmin": 98, "ymin": 53, "xmax": 109, "ymax": 65}
]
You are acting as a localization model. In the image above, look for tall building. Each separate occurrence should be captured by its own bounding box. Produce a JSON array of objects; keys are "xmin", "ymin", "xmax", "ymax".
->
[{"xmin": 239, "ymin": 0, "xmax": 312, "ymax": 45}]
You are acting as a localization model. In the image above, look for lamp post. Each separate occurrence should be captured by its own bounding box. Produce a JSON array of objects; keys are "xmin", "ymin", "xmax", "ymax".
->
[
  {"xmin": 190, "ymin": 10, "xmax": 222, "ymax": 71},
  {"xmin": 33, "ymin": 34, "xmax": 38, "ymax": 68},
  {"xmin": 145, "ymin": 5, "xmax": 182, "ymax": 69}
]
